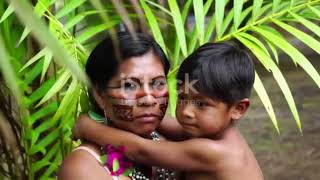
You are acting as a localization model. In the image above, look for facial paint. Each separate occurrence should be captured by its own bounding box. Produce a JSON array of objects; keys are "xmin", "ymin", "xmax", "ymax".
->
[{"xmin": 108, "ymin": 95, "xmax": 168, "ymax": 121}]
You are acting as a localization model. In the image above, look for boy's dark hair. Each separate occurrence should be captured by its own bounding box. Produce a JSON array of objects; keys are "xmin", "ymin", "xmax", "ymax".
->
[
  {"xmin": 177, "ymin": 42, "xmax": 255, "ymax": 106},
  {"xmin": 86, "ymin": 32, "xmax": 170, "ymax": 93}
]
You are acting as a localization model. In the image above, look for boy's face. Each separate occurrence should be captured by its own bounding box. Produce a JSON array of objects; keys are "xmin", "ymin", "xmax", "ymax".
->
[{"xmin": 176, "ymin": 84, "xmax": 234, "ymax": 138}]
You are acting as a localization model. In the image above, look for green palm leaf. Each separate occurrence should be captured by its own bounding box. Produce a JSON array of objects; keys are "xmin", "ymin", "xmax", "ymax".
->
[
  {"xmin": 9, "ymin": 0, "xmax": 89, "ymax": 85},
  {"xmin": 140, "ymin": 0, "xmax": 167, "ymax": 55},
  {"xmin": 36, "ymin": 70, "xmax": 71, "ymax": 106},
  {"xmin": 215, "ymin": 0, "xmax": 226, "ymax": 39},
  {"xmin": 55, "ymin": 0, "xmax": 86, "ymax": 19},
  {"xmin": 253, "ymin": 71, "xmax": 280, "ymax": 133},
  {"xmin": 0, "ymin": 4, "xmax": 14, "ymax": 23},
  {"xmin": 290, "ymin": 11, "xmax": 320, "ymax": 38},
  {"xmin": 168, "ymin": 0, "xmax": 187, "ymax": 57},
  {"xmin": 252, "ymin": 0, "xmax": 263, "ymax": 22},
  {"xmin": 272, "ymin": 18, "xmax": 320, "ymax": 54},
  {"xmin": 252, "ymin": 26, "xmax": 320, "ymax": 88},
  {"xmin": 0, "ymin": 35, "xmax": 23, "ymax": 103},
  {"xmin": 233, "ymin": 0, "xmax": 244, "ymax": 30},
  {"xmin": 236, "ymin": 33, "xmax": 301, "ymax": 132},
  {"xmin": 193, "ymin": 0, "xmax": 205, "ymax": 44}
]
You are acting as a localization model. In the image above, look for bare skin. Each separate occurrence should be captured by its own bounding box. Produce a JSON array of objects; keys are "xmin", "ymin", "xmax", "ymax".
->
[
  {"xmin": 73, "ymin": 85, "xmax": 264, "ymax": 180},
  {"xmin": 58, "ymin": 142, "xmax": 130, "ymax": 180},
  {"xmin": 58, "ymin": 51, "xmax": 171, "ymax": 180}
]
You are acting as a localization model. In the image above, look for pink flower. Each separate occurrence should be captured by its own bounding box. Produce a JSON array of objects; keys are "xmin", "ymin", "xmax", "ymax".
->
[{"xmin": 103, "ymin": 144, "xmax": 133, "ymax": 176}]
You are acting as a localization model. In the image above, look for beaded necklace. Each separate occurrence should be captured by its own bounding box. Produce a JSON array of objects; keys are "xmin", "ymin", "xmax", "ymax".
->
[{"xmin": 128, "ymin": 132, "xmax": 176, "ymax": 180}]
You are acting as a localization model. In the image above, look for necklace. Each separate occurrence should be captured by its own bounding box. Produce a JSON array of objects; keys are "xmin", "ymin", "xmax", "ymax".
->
[{"xmin": 128, "ymin": 131, "xmax": 176, "ymax": 180}]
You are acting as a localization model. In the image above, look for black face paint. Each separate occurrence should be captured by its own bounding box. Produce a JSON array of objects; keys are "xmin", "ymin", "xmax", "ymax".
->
[
  {"xmin": 108, "ymin": 95, "xmax": 168, "ymax": 121},
  {"xmin": 112, "ymin": 104, "xmax": 134, "ymax": 121}
]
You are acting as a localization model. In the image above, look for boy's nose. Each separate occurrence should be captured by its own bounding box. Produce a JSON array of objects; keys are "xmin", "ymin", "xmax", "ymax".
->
[{"xmin": 182, "ymin": 104, "xmax": 195, "ymax": 119}]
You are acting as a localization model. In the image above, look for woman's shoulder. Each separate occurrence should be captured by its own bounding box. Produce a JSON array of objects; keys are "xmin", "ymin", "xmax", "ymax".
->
[{"xmin": 57, "ymin": 143, "xmax": 111, "ymax": 180}]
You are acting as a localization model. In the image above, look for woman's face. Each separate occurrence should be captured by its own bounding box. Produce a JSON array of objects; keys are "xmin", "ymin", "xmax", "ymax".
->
[{"xmin": 99, "ymin": 51, "xmax": 168, "ymax": 137}]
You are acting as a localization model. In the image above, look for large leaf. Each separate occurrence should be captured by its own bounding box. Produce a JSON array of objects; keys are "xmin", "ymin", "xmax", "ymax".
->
[
  {"xmin": 20, "ymin": 48, "xmax": 48, "ymax": 72},
  {"xmin": 174, "ymin": 0, "xmax": 192, "ymax": 64},
  {"xmin": 0, "ymin": 4, "xmax": 14, "ymax": 23},
  {"xmin": 215, "ymin": 0, "xmax": 226, "ymax": 39},
  {"xmin": 253, "ymin": 71, "xmax": 280, "ymax": 133},
  {"xmin": 253, "ymin": 26, "xmax": 320, "ymax": 88},
  {"xmin": 36, "ymin": 70, "xmax": 71, "ymax": 106},
  {"xmin": 0, "ymin": 35, "xmax": 23, "ymax": 102},
  {"xmin": 24, "ymin": 78, "xmax": 55, "ymax": 107},
  {"xmin": 236, "ymin": 33, "xmax": 302, "ymax": 132},
  {"xmin": 51, "ymin": 79, "xmax": 80, "ymax": 122},
  {"xmin": 193, "ymin": 0, "xmax": 205, "ymax": 44},
  {"xmin": 9, "ymin": 0, "xmax": 89, "ymax": 85},
  {"xmin": 252, "ymin": 0, "xmax": 263, "ymax": 22},
  {"xmin": 272, "ymin": 18, "xmax": 320, "ymax": 54},
  {"xmin": 76, "ymin": 21, "xmax": 120, "ymax": 43},
  {"xmin": 17, "ymin": 0, "xmax": 56, "ymax": 45},
  {"xmin": 140, "ymin": 0, "xmax": 167, "ymax": 55},
  {"xmin": 168, "ymin": 0, "xmax": 187, "ymax": 57},
  {"xmin": 289, "ymin": 12, "xmax": 320, "ymax": 38},
  {"xmin": 28, "ymin": 128, "xmax": 60, "ymax": 155},
  {"xmin": 189, "ymin": 0, "xmax": 214, "ymax": 53},
  {"xmin": 40, "ymin": 51, "xmax": 53, "ymax": 82},
  {"xmin": 29, "ymin": 102, "xmax": 59, "ymax": 125},
  {"xmin": 31, "ymin": 142, "xmax": 60, "ymax": 173},
  {"xmin": 233, "ymin": 0, "xmax": 244, "ymax": 30},
  {"xmin": 309, "ymin": 5, "xmax": 320, "ymax": 17},
  {"xmin": 55, "ymin": 0, "xmax": 86, "ymax": 19}
]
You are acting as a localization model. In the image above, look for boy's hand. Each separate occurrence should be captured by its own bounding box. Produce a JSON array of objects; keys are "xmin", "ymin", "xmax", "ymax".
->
[{"xmin": 72, "ymin": 114, "xmax": 90, "ymax": 140}]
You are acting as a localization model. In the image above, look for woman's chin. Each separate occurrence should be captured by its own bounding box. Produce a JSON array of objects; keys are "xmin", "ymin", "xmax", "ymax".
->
[{"xmin": 134, "ymin": 127, "xmax": 156, "ymax": 138}]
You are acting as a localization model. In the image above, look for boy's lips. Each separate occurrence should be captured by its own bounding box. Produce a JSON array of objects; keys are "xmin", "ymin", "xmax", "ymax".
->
[{"xmin": 181, "ymin": 122, "xmax": 196, "ymax": 127}]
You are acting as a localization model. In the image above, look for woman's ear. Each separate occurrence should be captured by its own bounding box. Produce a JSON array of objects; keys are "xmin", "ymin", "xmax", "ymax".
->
[
  {"xmin": 92, "ymin": 88, "xmax": 106, "ymax": 110},
  {"xmin": 230, "ymin": 98, "xmax": 250, "ymax": 121}
]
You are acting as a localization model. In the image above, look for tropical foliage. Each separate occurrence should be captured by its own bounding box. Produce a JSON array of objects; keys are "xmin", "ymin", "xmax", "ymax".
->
[{"xmin": 0, "ymin": 0, "xmax": 319, "ymax": 179}]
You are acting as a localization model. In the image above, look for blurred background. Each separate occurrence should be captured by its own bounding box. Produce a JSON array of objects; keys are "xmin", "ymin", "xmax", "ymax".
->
[{"xmin": 0, "ymin": 0, "xmax": 319, "ymax": 179}]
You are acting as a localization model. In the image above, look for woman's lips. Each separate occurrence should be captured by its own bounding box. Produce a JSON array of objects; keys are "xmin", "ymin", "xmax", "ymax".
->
[{"xmin": 135, "ymin": 114, "xmax": 159, "ymax": 123}]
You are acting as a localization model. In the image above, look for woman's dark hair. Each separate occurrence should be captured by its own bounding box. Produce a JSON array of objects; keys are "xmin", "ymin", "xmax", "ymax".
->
[
  {"xmin": 86, "ymin": 32, "xmax": 170, "ymax": 93},
  {"xmin": 177, "ymin": 41, "xmax": 255, "ymax": 106}
]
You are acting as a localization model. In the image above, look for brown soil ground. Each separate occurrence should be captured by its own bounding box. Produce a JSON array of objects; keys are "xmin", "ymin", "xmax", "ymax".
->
[{"xmin": 238, "ymin": 54, "xmax": 320, "ymax": 180}]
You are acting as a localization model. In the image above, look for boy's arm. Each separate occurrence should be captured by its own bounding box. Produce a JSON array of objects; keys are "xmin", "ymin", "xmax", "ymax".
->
[
  {"xmin": 157, "ymin": 115, "xmax": 189, "ymax": 140},
  {"xmin": 74, "ymin": 115, "xmax": 221, "ymax": 171}
]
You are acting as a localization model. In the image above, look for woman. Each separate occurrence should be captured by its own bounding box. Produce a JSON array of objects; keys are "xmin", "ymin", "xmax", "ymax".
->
[{"xmin": 58, "ymin": 32, "xmax": 177, "ymax": 179}]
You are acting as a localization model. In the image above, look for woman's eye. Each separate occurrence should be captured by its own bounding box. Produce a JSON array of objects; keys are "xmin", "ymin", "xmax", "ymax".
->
[
  {"xmin": 123, "ymin": 82, "xmax": 138, "ymax": 91},
  {"xmin": 152, "ymin": 79, "xmax": 167, "ymax": 90}
]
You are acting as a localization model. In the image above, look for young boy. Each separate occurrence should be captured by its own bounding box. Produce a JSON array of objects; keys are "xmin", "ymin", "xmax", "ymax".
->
[{"xmin": 73, "ymin": 42, "xmax": 264, "ymax": 180}]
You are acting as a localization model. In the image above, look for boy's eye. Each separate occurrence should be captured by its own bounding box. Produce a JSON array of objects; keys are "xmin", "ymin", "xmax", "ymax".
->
[
  {"xmin": 178, "ymin": 94, "xmax": 187, "ymax": 100},
  {"xmin": 196, "ymin": 101, "xmax": 209, "ymax": 108}
]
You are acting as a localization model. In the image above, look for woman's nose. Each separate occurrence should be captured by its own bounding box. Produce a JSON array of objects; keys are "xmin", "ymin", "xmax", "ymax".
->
[{"xmin": 137, "ymin": 95, "xmax": 157, "ymax": 106}]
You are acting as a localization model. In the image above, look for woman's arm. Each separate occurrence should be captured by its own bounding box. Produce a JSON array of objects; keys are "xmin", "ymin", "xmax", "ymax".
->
[{"xmin": 74, "ymin": 115, "xmax": 221, "ymax": 172}]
